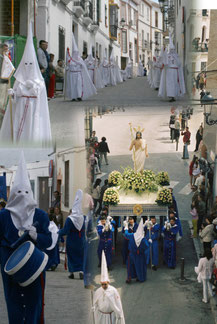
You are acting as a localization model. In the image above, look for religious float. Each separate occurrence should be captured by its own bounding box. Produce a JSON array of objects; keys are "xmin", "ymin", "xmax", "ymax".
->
[{"xmin": 103, "ymin": 168, "xmax": 172, "ymax": 218}]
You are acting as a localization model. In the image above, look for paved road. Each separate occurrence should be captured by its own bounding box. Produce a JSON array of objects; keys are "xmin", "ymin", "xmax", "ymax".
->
[{"xmin": 48, "ymin": 77, "xmax": 192, "ymax": 147}]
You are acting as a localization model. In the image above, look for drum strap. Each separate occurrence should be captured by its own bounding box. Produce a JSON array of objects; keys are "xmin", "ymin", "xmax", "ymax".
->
[{"xmin": 40, "ymin": 273, "xmax": 45, "ymax": 324}]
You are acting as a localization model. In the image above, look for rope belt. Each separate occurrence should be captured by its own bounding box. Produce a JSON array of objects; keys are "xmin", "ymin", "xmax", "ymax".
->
[
  {"xmin": 70, "ymin": 71, "xmax": 81, "ymax": 73},
  {"xmin": 99, "ymin": 310, "xmax": 114, "ymax": 315},
  {"xmin": 17, "ymin": 96, "xmax": 37, "ymax": 140}
]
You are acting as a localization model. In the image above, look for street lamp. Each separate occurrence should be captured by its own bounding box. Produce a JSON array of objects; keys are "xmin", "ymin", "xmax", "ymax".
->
[
  {"xmin": 158, "ymin": 0, "xmax": 168, "ymax": 13},
  {"xmin": 119, "ymin": 18, "xmax": 126, "ymax": 29},
  {"xmin": 202, "ymin": 92, "xmax": 217, "ymax": 126}
]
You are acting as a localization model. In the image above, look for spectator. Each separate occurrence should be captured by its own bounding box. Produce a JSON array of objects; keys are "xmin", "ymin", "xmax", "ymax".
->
[
  {"xmin": 199, "ymin": 73, "xmax": 205, "ymax": 90},
  {"xmin": 194, "ymin": 124, "xmax": 203, "ymax": 152},
  {"xmin": 192, "ymin": 158, "xmax": 201, "ymax": 185},
  {"xmin": 92, "ymin": 178, "xmax": 102, "ymax": 216},
  {"xmin": 88, "ymin": 146, "xmax": 95, "ymax": 183},
  {"xmin": 37, "ymin": 40, "xmax": 50, "ymax": 93},
  {"xmin": 51, "ymin": 190, "xmax": 60, "ymax": 208},
  {"xmin": 196, "ymin": 194, "xmax": 206, "ymax": 233},
  {"xmin": 189, "ymin": 155, "xmax": 198, "ymax": 187},
  {"xmin": 199, "ymin": 216, "xmax": 214, "ymax": 251},
  {"xmin": 98, "ymin": 137, "xmax": 110, "ymax": 165},
  {"xmin": 200, "ymin": 89, "xmax": 206, "ymax": 107},
  {"xmin": 195, "ymin": 171, "xmax": 205, "ymax": 191},
  {"xmin": 190, "ymin": 205, "xmax": 198, "ymax": 238},
  {"xmin": 98, "ymin": 179, "xmax": 109, "ymax": 215},
  {"xmin": 55, "ymin": 59, "xmax": 64, "ymax": 81},
  {"xmin": 181, "ymin": 127, "xmax": 191, "ymax": 159},
  {"xmin": 195, "ymin": 249, "xmax": 215, "ymax": 303},
  {"xmin": 169, "ymin": 114, "xmax": 176, "ymax": 141},
  {"xmin": 48, "ymin": 53, "xmax": 55, "ymax": 99}
]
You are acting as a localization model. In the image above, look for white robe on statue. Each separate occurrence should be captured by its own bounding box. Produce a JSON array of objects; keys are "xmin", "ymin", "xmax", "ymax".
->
[
  {"xmin": 95, "ymin": 59, "xmax": 104, "ymax": 89},
  {"xmin": 126, "ymin": 60, "xmax": 133, "ymax": 79},
  {"xmin": 115, "ymin": 64, "xmax": 123, "ymax": 83},
  {"xmin": 101, "ymin": 59, "xmax": 110, "ymax": 87},
  {"xmin": 158, "ymin": 50, "xmax": 185, "ymax": 99},
  {"xmin": 133, "ymin": 139, "xmax": 146, "ymax": 173},
  {"xmin": 93, "ymin": 285, "xmax": 125, "ymax": 324},
  {"xmin": 147, "ymin": 61, "xmax": 154, "ymax": 87}
]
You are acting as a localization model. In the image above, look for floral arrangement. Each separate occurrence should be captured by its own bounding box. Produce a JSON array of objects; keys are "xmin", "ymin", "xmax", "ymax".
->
[
  {"xmin": 103, "ymin": 188, "xmax": 120, "ymax": 206},
  {"xmin": 108, "ymin": 170, "xmax": 123, "ymax": 186},
  {"xmin": 155, "ymin": 188, "xmax": 173, "ymax": 206},
  {"xmin": 156, "ymin": 171, "xmax": 170, "ymax": 186},
  {"xmin": 121, "ymin": 167, "xmax": 158, "ymax": 194}
]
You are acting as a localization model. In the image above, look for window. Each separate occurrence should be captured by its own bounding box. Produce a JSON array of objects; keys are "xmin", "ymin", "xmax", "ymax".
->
[
  {"xmin": 192, "ymin": 62, "xmax": 196, "ymax": 72},
  {"xmin": 142, "ymin": 30, "xmax": 144, "ymax": 41},
  {"xmin": 147, "ymin": 32, "xmax": 149, "ymax": 43},
  {"xmin": 99, "ymin": 44, "xmax": 102, "ymax": 60},
  {"xmin": 121, "ymin": 4, "xmax": 126, "ymax": 21},
  {"xmin": 129, "ymin": 42, "xmax": 132, "ymax": 61},
  {"xmin": 133, "ymin": 10, "xmax": 137, "ymax": 27},
  {"xmin": 109, "ymin": 4, "xmax": 118, "ymax": 39},
  {"xmin": 83, "ymin": 41, "xmax": 87, "ymax": 57},
  {"xmin": 147, "ymin": 7, "xmax": 150, "ymax": 21},
  {"xmin": 58, "ymin": 26, "xmax": 65, "ymax": 60},
  {"xmin": 64, "ymin": 161, "xmax": 69, "ymax": 207},
  {"xmin": 30, "ymin": 180, "xmax": 35, "ymax": 198},
  {"xmin": 142, "ymin": 4, "xmax": 144, "ymax": 16},
  {"xmin": 155, "ymin": 12, "xmax": 158, "ymax": 28},
  {"xmin": 122, "ymin": 30, "xmax": 127, "ymax": 53},
  {"xmin": 135, "ymin": 39, "xmax": 138, "ymax": 63},
  {"xmin": 105, "ymin": 5, "xmax": 108, "ymax": 26},
  {"xmin": 179, "ymin": 0, "xmax": 181, "ymax": 6},
  {"xmin": 202, "ymin": 9, "xmax": 208, "ymax": 16},
  {"xmin": 97, "ymin": 0, "xmax": 101, "ymax": 23},
  {"xmin": 202, "ymin": 26, "xmax": 206, "ymax": 42},
  {"xmin": 201, "ymin": 62, "xmax": 207, "ymax": 71}
]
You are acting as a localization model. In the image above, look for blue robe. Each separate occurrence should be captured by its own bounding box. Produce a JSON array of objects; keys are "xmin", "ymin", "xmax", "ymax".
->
[
  {"xmin": 45, "ymin": 244, "xmax": 60, "ymax": 270},
  {"xmin": 0, "ymin": 208, "xmax": 52, "ymax": 324},
  {"xmin": 125, "ymin": 231, "xmax": 150, "ymax": 282},
  {"xmin": 145, "ymin": 223, "xmax": 160, "ymax": 266},
  {"xmin": 59, "ymin": 217, "xmax": 85, "ymax": 272},
  {"xmin": 163, "ymin": 224, "xmax": 179, "ymax": 268},
  {"xmin": 97, "ymin": 224, "xmax": 114, "ymax": 267},
  {"xmin": 121, "ymin": 223, "xmax": 138, "ymax": 264}
]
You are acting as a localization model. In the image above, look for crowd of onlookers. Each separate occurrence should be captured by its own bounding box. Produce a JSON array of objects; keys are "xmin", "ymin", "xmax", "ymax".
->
[
  {"xmin": 188, "ymin": 139, "xmax": 217, "ymax": 303},
  {"xmin": 37, "ymin": 40, "xmax": 64, "ymax": 99}
]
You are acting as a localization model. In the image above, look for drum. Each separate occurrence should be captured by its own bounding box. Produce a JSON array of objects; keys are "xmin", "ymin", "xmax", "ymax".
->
[{"xmin": 4, "ymin": 241, "xmax": 48, "ymax": 287}]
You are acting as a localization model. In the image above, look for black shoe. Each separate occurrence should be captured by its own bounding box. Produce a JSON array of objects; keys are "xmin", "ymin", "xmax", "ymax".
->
[
  {"xmin": 51, "ymin": 265, "xmax": 57, "ymax": 271},
  {"xmin": 71, "ymin": 99, "xmax": 76, "ymax": 101},
  {"xmin": 77, "ymin": 97, "xmax": 82, "ymax": 101},
  {"xmin": 152, "ymin": 265, "xmax": 157, "ymax": 271},
  {"xmin": 98, "ymin": 263, "xmax": 101, "ymax": 268},
  {"xmin": 68, "ymin": 273, "xmax": 74, "ymax": 279},
  {"xmin": 169, "ymin": 97, "xmax": 176, "ymax": 102},
  {"xmin": 79, "ymin": 272, "xmax": 84, "ymax": 280},
  {"xmin": 108, "ymin": 266, "xmax": 112, "ymax": 271},
  {"xmin": 126, "ymin": 279, "xmax": 131, "ymax": 284}
]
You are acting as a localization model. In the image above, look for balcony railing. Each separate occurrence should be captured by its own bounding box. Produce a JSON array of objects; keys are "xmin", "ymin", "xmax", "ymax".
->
[
  {"xmin": 84, "ymin": 1, "xmax": 93, "ymax": 21},
  {"xmin": 192, "ymin": 42, "xmax": 208, "ymax": 52},
  {"xmin": 74, "ymin": 0, "xmax": 85, "ymax": 10}
]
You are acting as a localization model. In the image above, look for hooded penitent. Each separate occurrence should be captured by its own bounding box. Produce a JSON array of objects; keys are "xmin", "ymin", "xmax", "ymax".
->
[
  {"xmin": 134, "ymin": 218, "xmax": 144, "ymax": 247},
  {"xmin": 65, "ymin": 33, "xmax": 97, "ymax": 100},
  {"xmin": 0, "ymin": 22, "xmax": 52, "ymax": 143},
  {"xmin": 6, "ymin": 152, "xmax": 37, "ymax": 231},
  {"xmin": 68, "ymin": 189, "xmax": 84, "ymax": 231},
  {"xmin": 101, "ymin": 250, "xmax": 110, "ymax": 283}
]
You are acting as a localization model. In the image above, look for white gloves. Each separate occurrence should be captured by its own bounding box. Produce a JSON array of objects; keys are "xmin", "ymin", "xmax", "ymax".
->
[
  {"xmin": 107, "ymin": 215, "xmax": 112, "ymax": 222},
  {"xmin": 8, "ymin": 88, "xmax": 14, "ymax": 96},
  {"xmin": 148, "ymin": 239, "xmax": 152, "ymax": 244},
  {"xmin": 166, "ymin": 222, "xmax": 171, "ymax": 230},
  {"xmin": 144, "ymin": 220, "xmax": 152, "ymax": 229},
  {"xmin": 123, "ymin": 220, "xmax": 128, "ymax": 230},
  {"xmin": 28, "ymin": 225, "xmax": 37, "ymax": 241}
]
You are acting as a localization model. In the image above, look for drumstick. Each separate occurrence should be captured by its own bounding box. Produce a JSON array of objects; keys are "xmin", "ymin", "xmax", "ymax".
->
[{"xmin": 11, "ymin": 221, "xmax": 39, "ymax": 249}]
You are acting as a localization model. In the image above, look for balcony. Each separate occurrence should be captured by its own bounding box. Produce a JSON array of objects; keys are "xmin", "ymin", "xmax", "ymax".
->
[
  {"xmin": 90, "ymin": 21, "xmax": 99, "ymax": 33},
  {"xmin": 192, "ymin": 41, "xmax": 208, "ymax": 53},
  {"xmin": 83, "ymin": 1, "xmax": 93, "ymax": 26},
  {"xmin": 62, "ymin": 0, "xmax": 72, "ymax": 5},
  {"xmin": 73, "ymin": 0, "xmax": 85, "ymax": 18}
]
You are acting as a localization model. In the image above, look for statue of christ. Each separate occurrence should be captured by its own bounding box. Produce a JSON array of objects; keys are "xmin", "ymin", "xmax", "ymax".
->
[{"xmin": 129, "ymin": 131, "xmax": 148, "ymax": 173}]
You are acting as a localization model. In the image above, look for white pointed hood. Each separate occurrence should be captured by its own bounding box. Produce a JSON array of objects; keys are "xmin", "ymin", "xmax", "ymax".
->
[
  {"xmin": 101, "ymin": 250, "xmax": 110, "ymax": 283},
  {"xmin": 169, "ymin": 34, "xmax": 175, "ymax": 51},
  {"xmin": 6, "ymin": 152, "xmax": 37, "ymax": 231},
  {"xmin": 68, "ymin": 189, "xmax": 84, "ymax": 231},
  {"xmin": 134, "ymin": 218, "xmax": 144, "ymax": 247},
  {"xmin": 71, "ymin": 32, "xmax": 81, "ymax": 61},
  {"xmin": 14, "ymin": 22, "xmax": 43, "ymax": 85}
]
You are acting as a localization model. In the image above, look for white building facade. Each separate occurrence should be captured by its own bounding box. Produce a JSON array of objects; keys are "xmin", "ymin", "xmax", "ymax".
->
[{"xmin": 36, "ymin": 0, "xmax": 121, "ymax": 66}]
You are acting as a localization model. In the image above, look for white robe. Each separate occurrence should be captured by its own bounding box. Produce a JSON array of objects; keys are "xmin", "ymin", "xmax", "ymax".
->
[
  {"xmin": 158, "ymin": 51, "xmax": 186, "ymax": 98},
  {"xmin": 115, "ymin": 65, "xmax": 123, "ymax": 83},
  {"xmin": 109, "ymin": 63, "xmax": 117, "ymax": 86},
  {"xmin": 126, "ymin": 63, "xmax": 133, "ymax": 79},
  {"xmin": 66, "ymin": 60, "xmax": 83, "ymax": 99},
  {"xmin": 137, "ymin": 62, "xmax": 144, "ymax": 77},
  {"xmin": 147, "ymin": 61, "xmax": 154, "ymax": 87},
  {"xmin": 152, "ymin": 60, "xmax": 162, "ymax": 89},
  {"xmin": 0, "ymin": 79, "xmax": 51, "ymax": 143},
  {"xmin": 95, "ymin": 59, "xmax": 104, "ymax": 89},
  {"xmin": 132, "ymin": 139, "xmax": 146, "ymax": 173},
  {"xmin": 101, "ymin": 59, "xmax": 110, "ymax": 86},
  {"xmin": 93, "ymin": 286, "xmax": 125, "ymax": 324}
]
